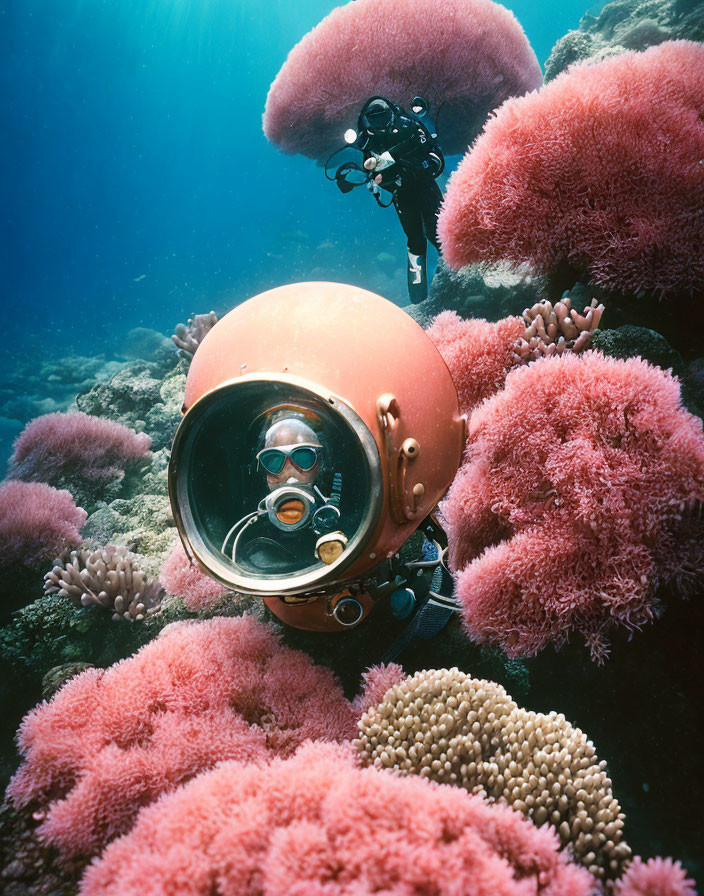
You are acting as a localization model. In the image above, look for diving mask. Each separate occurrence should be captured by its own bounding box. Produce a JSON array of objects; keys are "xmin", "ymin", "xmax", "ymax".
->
[{"xmin": 256, "ymin": 443, "xmax": 320, "ymax": 475}]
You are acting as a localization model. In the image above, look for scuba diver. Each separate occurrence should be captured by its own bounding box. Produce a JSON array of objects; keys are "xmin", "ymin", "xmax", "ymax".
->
[{"xmin": 326, "ymin": 96, "xmax": 445, "ymax": 304}]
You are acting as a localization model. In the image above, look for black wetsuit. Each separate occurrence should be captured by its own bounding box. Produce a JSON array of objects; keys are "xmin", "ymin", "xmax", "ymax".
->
[
  {"xmin": 393, "ymin": 171, "xmax": 443, "ymax": 257},
  {"xmin": 356, "ymin": 103, "xmax": 444, "ymax": 302},
  {"xmin": 360, "ymin": 109, "xmax": 443, "ymax": 252}
]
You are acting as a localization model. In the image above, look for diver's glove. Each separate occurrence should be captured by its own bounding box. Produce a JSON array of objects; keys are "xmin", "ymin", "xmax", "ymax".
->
[
  {"xmin": 364, "ymin": 151, "xmax": 395, "ymax": 173},
  {"xmin": 374, "ymin": 151, "xmax": 395, "ymax": 171},
  {"xmin": 367, "ymin": 173, "xmax": 385, "ymax": 195}
]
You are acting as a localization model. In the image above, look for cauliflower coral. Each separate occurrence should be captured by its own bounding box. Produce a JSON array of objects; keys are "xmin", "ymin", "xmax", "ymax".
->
[
  {"xmin": 80, "ymin": 742, "xmax": 594, "ymax": 896},
  {"xmin": 159, "ymin": 540, "xmax": 229, "ymax": 610},
  {"xmin": 439, "ymin": 41, "xmax": 704, "ymax": 298},
  {"xmin": 442, "ymin": 351, "xmax": 704, "ymax": 661},
  {"xmin": 426, "ymin": 311, "xmax": 524, "ymax": 414},
  {"xmin": 0, "ymin": 480, "xmax": 86, "ymax": 570},
  {"xmin": 7, "ymin": 616, "xmax": 359, "ymax": 856}
]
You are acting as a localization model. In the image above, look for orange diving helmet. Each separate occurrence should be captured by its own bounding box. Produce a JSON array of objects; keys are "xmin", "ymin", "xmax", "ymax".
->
[{"xmin": 168, "ymin": 282, "xmax": 464, "ymax": 631}]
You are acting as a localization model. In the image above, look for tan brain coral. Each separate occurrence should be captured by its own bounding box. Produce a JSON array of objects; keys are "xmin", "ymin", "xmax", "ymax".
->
[{"xmin": 355, "ymin": 668, "xmax": 631, "ymax": 883}]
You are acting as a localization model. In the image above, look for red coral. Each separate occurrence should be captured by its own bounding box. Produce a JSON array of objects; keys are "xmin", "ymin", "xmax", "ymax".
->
[
  {"xmin": 80, "ymin": 741, "xmax": 594, "ymax": 896},
  {"xmin": 0, "ymin": 481, "xmax": 86, "ymax": 569},
  {"xmin": 9, "ymin": 411, "xmax": 151, "ymax": 486},
  {"xmin": 264, "ymin": 0, "xmax": 542, "ymax": 159},
  {"xmin": 439, "ymin": 41, "xmax": 704, "ymax": 297},
  {"xmin": 616, "ymin": 857, "xmax": 697, "ymax": 896},
  {"xmin": 159, "ymin": 540, "xmax": 228, "ymax": 611},
  {"xmin": 442, "ymin": 351, "xmax": 704, "ymax": 661},
  {"xmin": 7, "ymin": 616, "xmax": 358, "ymax": 857},
  {"xmin": 426, "ymin": 311, "xmax": 523, "ymax": 414}
]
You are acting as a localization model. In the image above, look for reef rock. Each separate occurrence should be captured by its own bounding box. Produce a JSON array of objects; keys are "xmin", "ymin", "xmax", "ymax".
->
[
  {"xmin": 0, "ymin": 352, "xmax": 129, "ymax": 474},
  {"xmin": 121, "ymin": 326, "xmax": 175, "ymax": 365},
  {"xmin": 592, "ymin": 325, "xmax": 684, "ymax": 371},
  {"xmin": 41, "ymin": 662, "xmax": 95, "ymax": 700},
  {"xmin": 76, "ymin": 364, "xmax": 161, "ymax": 428},
  {"xmin": 76, "ymin": 362, "xmax": 185, "ymax": 451},
  {"xmin": 544, "ymin": 0, "xmax": 704, "ymax": 81},
  {"xmin": 408, "ymin": 261, "xmax": 544, "ymax": 327},
  {"xmin": 81, "ymin": 449, "xmax": 174, "ymax": 572}
]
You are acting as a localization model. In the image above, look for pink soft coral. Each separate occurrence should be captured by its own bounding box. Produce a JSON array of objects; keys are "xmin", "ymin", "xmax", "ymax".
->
[
  {"xmin": 0, "ymin": 480, "xmax": 86, "ymax": 569},
  {"xmin": 616, "ymin": 857, "xmax": 697, "ymax": 896},
  {"xmin": 426, "ymin": 311, "xmax": 524, "ymax": 414},
  {"xmin": 264, "ymin": 0, "xmax": 542, "ymax": 159},
  {"xmin": 351, "ymin": 662, "xmax": 405, "ymax": 715},
  {"xmin": 80, "ymin": 741, "xmax": 593, "ymax": 896},
  {"xmin": 439, "ymin": 41, "xmax": 704, "ymax": 298},
  {"xmin": 7, "ymin": 616, "xmax": 358, "ymax": 857},
  {"xmin": 159, "ymin": 540, "xmax": 229, "ymax": 611},
  {"xmin": 9, "ymin": 411, "xmax": 151, "ymax": 486},
  {"xmin": 442, "ymin": 351, "xmax": 704, "ymax": 661}
]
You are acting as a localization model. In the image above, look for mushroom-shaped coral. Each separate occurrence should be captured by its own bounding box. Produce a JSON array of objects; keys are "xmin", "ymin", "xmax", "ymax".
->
[
  {"xmin": 438, "ymin": 41, "xmax": 704, "ymax": 299},
  {"xmin": 80, "ymin": 741, "xmax": 594, "ymax": 896},
  {"xmin": 263, "ymin": 0, "xmax": 542, "ymax": 160},
  {"xmin": 171, "ymin": 311, "xmax": 218, "ymax": 359},
  {"xmin": 7, "ymin": 616, "xmax": 360, "ymax": 857},
  {"xmin": 43, "ymin": 545, "xmax": 163, "ymax": 621},
  {"xmin": 0, "ymin": 481, "xmax": 86, "ymax": 571},
  {"xmin": 356, "ymin": 668, "xmax": 630, "ymax": 882},
  {"xmin": 513, "ymin": 297, "xmax": 605, "ymax": 364},
  {"xmin": 442, "ymin": 351, "xmax": 704, "ymax": 661}
]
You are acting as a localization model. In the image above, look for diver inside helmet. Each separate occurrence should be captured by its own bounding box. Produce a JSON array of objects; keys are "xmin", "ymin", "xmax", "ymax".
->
[
  {"xmin": 221, "ymin": 412, "xmax": 349, "ymax": 575},
  {"xmin": 326, "ymin": 96, "xmax": 445, "ymax": 304},
  {"xmin": 171, "ymin": 372, "xmax": 380, "ymax": 599}
]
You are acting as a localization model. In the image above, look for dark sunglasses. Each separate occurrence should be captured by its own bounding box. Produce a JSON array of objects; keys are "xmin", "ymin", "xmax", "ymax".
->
[{"xmin": 256, "ymin": 443, "xmax": 321, "ymax": 476}]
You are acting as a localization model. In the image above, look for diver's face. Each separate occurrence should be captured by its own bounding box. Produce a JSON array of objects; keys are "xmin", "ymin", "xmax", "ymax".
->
[{"xmin": 264, "ymin": 422, "xmax": 321, "ymax": 490}]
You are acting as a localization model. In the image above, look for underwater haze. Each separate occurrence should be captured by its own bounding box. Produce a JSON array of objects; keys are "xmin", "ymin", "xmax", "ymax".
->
[
  {"xmin": 5, "ymin": 0, "xmax": 589, "ymax": 355},
  {"xmin": 2, "ymin": 1, "xmax": 704, "ymax": 893}
]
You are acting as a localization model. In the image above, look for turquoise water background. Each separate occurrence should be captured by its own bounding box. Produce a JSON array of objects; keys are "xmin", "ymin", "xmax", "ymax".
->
[{"xmin": 5, "ymin": 0, "xmax": 593, "ymax": 353}]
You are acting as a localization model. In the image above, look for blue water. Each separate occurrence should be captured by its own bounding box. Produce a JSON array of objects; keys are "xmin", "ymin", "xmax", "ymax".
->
[{"xmin": 4, "ymin": 0, "xmax": 589, "ymax": 355}]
